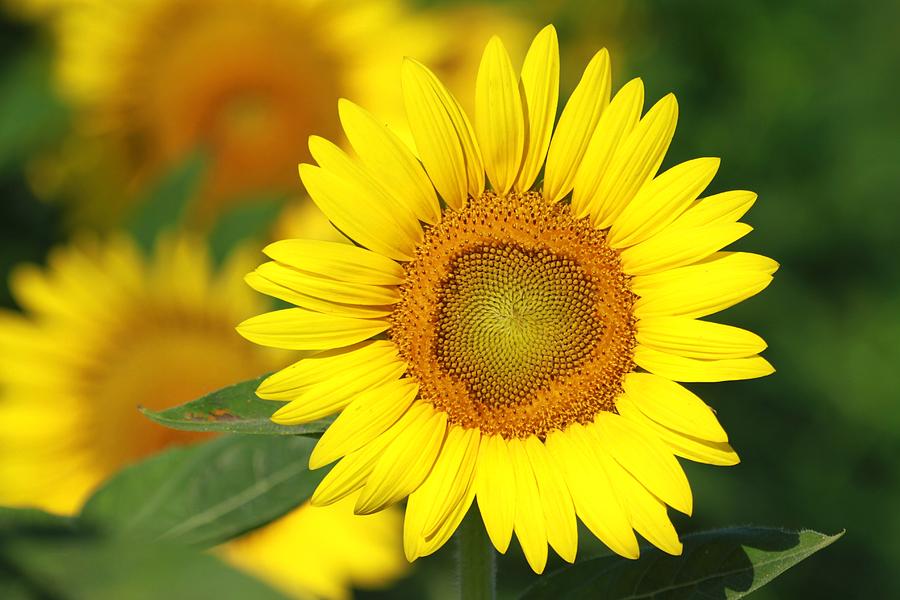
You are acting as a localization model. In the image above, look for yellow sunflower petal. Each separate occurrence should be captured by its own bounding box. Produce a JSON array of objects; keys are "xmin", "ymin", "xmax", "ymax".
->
[
  {"xmin": 402, "ymin": 59, "xmax": 484, "ymax": 208},
  {"xmin": 255, "ymin": 261, "xmax": 399, "ymax": 307},
  {"xmin": 572, "ymin": 78, "xmax": 644, "ymax": 218},
  {"xmin": 591, "ymin": 94, "xmax": 680, "ymax": 229},
  {"xmin": 299, "ymin": 164, "xmax": 415, "ymax": 261},
  {"xmin": 514, "ymin": 24, "xmax": 559, "ymax": 192},
  {"xmin": 608, "ymin": 157, "xmax": 719, "ymax": 248},
  {"xmin": 524, "ymin": 436, "xmax": 578, "ymax": 563},
  {"xmin": 263, "ymin": 239, "xmax": 405, "ymax": 286},
  {"xmin": 338, "ymin": 99, "xmax": 441, "ymax": 224},
  {"xmin": 619, "ymin": 222, "xmax": 752, "ymax": 275},
  {"xmin": 637, "ymin": 317, "xmax": 767, "ymax": 360},
  {"xmin": 270, "ymin": 355, "xmax": 406, "ymax": 424},
  {"xmin": 308, "ymin": 378, "xmax": 419, "ymax": 469},
  {"xmin": 602, "ymin": 455, "xmax": 682, "ymax": 555},
  {"xmin": 475, "ymin": 434, "xmax": 517, "ymax": 553},
  {"xmin": 622, "ymin": 372, "xmax": 728, "ymax": 442},
  {"xmin": 616, "ymin": 395, "xmax": 740, "ymax": 466},
  {"xmin": 542, "ymin": 49, "xmax": 611, "ymax": 203},
  {"xmin": 237, "ymin": 308, "xmax": 388, "ymax": 351},
  {"xmin": 634, "ymin": 346, "xmax": 775, "ymax": 383},
  {"xmin": 258, "ymin": 341, "xmax": 399, "ymax": 400},
  {"xmin": 475, "ymin": 36, "xmax": 525, "ymax": 194},
  {"xmin": 670, "ymin": 190, "xmax": 757, "ymax": 229},
  {"xmin": 311, "ymin": 423, "xmax": 404, "ymax": 507},
  {"xmin": 355, "ymin": 403, "xmax": 447, "ymax": 515},
  {"xmin": 408, "ymin": 481, "xmax": 476, "ymax": 560},
  {"xmin": 509, "ymin": 438, "xmax": 549, "ymax": 574},
  {"xmin": 308, "ymin": 136, "xmax": 423, "ymax": 244},
  {"xmin": 632, "ymin": 252, "xmax": 778, "ymax": 319},
  {"xmin": 593, "ymin": 413, "xmax": 693, "ymax": 515},
  {"xmin": 245, "ymin": 272, "xmax": 392, "ymax": 320},
  {"xmin": 415, "ymin": 427, "xmax": 480, "ymax": 539},
  {"xmin": 545, "ymin": 425, "xmax": 639, "ymax": 559}
]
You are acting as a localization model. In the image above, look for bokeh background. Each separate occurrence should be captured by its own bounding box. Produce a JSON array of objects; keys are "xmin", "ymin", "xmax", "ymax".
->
[{"xmin": 1, "ymin": 0, "xmax": 898, "ymax": 598}]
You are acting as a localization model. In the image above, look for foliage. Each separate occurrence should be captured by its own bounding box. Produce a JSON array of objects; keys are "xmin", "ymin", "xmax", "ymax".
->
[{"xmin": 140, "ymin": 374, "xmax": 333, "ymax": 436}]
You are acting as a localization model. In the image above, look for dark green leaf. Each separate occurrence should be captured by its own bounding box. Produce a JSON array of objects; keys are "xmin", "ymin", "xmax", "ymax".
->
[
  {"xmin": 520, "ymin": 526, "xmax": 843, "ymax": 599},
  {"xmin": 125, "ymin": 150, "xmax": 208, "ymax": 253},
  {"xmin": 140, "ymin": 374, "xmax": 333, "ymax": 435},
  {"xmin": 0, "ymin": 507, "xmax": 78, "ymax": 536},
  {"xmin": 0, "ymin": 531, "xmax": 289, "ymax": 600},
  {"xmin": 208, "ymin": 195, "xmax": 286, "ymax": 265},
  {"xmin": 80, "ymin": 435, "xmax": 325, "ymax": 547},
  {"xmin": 0, "ymin": 47, "xmax": 68, "ymax": 174}
]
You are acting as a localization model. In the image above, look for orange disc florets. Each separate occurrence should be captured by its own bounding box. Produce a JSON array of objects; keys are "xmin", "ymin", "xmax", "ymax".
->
[{"xmin": 391, "ymin": 191, "xmax": 637, "ymax": 439}]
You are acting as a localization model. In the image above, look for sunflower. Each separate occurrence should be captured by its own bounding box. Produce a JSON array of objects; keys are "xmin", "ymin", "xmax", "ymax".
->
[
  {"xmin": 238, "ymin": 25, "xmax": 776, "ymax": 574},
  {"xmin": 0, "ymin": 234, "xmax": 405, "ymax": 599},
  {"xmin": 16, "ymin": 0, "xmax": 530, "ymax": 227}
]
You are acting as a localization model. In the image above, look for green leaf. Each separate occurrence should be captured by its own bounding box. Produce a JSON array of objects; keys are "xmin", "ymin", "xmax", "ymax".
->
[
  {"xmin": 140, "ymin": 374, "xmax": 333, "ymax": 436},
  {"xmin": 208, "ymin": 195, "xmax": 286, "ymax": 265},
  {"xmin": 80, "ymin": 434, "xmax": 325, "ymax": 547},
  {"xmin": 0, "ymin": 531, "xmax": 290, "ymax": 600},
  {"xmin": 0, "ymin": 507, "xmax": 78, "ymax": 535},
  {"xmin": 125, "ymin": 150, "xmax": 208, "ymax": 253},
  {"xmin": 0, "ymin": 47, "xmax": 69, "ymax": 174},
  {"xmin": 519, "ymin": 526, "xmax": 843, "ymax": 599}
]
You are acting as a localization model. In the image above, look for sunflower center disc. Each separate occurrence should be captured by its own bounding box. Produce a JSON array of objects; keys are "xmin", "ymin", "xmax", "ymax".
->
[
  {"xmin": 436, "ymin": 245, "xmax": 599, "ymax": 406},
  {"xmin": 391, "ymin": 191, "xmax": 637, "ymax": 439}
]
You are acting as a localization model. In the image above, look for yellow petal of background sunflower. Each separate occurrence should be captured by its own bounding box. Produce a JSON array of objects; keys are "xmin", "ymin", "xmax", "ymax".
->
[
  {"xmin": 237, "ymin": 308, "xmax": 388, "ymax": 351},
  {"xmin": 622, "ymin": 372, "xmax": 729, "ymax": 442},
  {"xmin": 545, "ymin": 425, "xmax": 638, "ymax": 559},
  {"xmin": 591, "ymin": 94, "xmax": 679, "ymax": 229},
  {"xmin": 615, "ymin": 396, "xmax": 740, "ymax": 466},
  {"xmin": 476, "ymin": 36, "xmax": 525, "ymax": 194},
  {"xmin": 634, "ymin": 346, "xmax": 775, "ymax": 382},
  {"xmin": 263, "ymin": 239, "xmax": 405, "ymax": 286},
  {"xmin": 542, "ymin": 49, "xmax": 611, "ymax": 203},
  {"xmin": 355, "ymin": 403, "xmax": 447, "ymax": 515},
  {"xmin": 619, "ymin": 222, "xmax": 752, "ymax": 275},
  {"xmin": 524, "ymin": 436, "xmax": 578, "ymax": 563},
  {"xmin": 509, "ymin": 438, "xmax": 549, "ymax": 574},
  {"xmin": 593, "ymin": 413, "xmax": 693, "ymax": 515},
  {"xmin": 338, "ymin": 99, "xmax": 441, "ymax": 224},
  {"xmin": 475, "ymin": 434, "xmax": 517, "ymax": 553},
  {"xmin": 514, "ymin": 24, "xmax": 559, "ymax": 193},
  {"xmin": 670, "ymin": 190, "xmax": 758, "ymax": 229},
  {"xmin": 637, "ymin": 317, "xmax": 767, "ymax": 360},
  {"xmin": 258, "ymin": 341, "xmax": 400, "ymax": 400},
  {"xmin": 402, "ymin": 59, "xmax": 484, "ymax": 208},
  {"xmin": 608, "ymin": 157, "xmax": 719, "ymax": 248},
  {"xmin": 571, "ymin": 77, "xmax": 644, "ymax": 218},
  {"xmin": 632, "ymin": 252, "xmax": 778, "ymax": 319},
  {"xmin": 299, "ymin": 164, "xmax": 415, "ymax": 261},
  {"xmin": 309, "ymin": 378, "xmax": 419, "ymax": 469}
]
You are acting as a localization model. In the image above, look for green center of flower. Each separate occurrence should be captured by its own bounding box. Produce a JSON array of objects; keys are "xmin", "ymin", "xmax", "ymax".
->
[{"xmin": 435, "ymin": 244, "xmax": 601, "ymax": 408}]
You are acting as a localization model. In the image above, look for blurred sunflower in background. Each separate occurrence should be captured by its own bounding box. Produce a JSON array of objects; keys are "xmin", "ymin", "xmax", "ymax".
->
[
  {"xmin": 10, "ymin": 0, "xmax": 531, "ymax": 230},
  {"xmin": 0, "ymin": 234, "xmax": 406, "ymax": 599},
  {"xmin": 238, "ymin": 25, "xmax": 775, "ymax": 573}
]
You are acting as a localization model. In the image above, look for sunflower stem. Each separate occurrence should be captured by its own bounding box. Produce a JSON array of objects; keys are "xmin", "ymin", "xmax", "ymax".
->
[{"xmin": 457, "ymin": 506, "xmax": 496, "ymax": 600}]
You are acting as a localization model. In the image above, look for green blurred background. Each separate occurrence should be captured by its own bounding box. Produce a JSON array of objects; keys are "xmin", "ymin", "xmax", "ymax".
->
[{"xmin": 2, "ymin": 0, "xmax": 898, "ymax": 598}]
